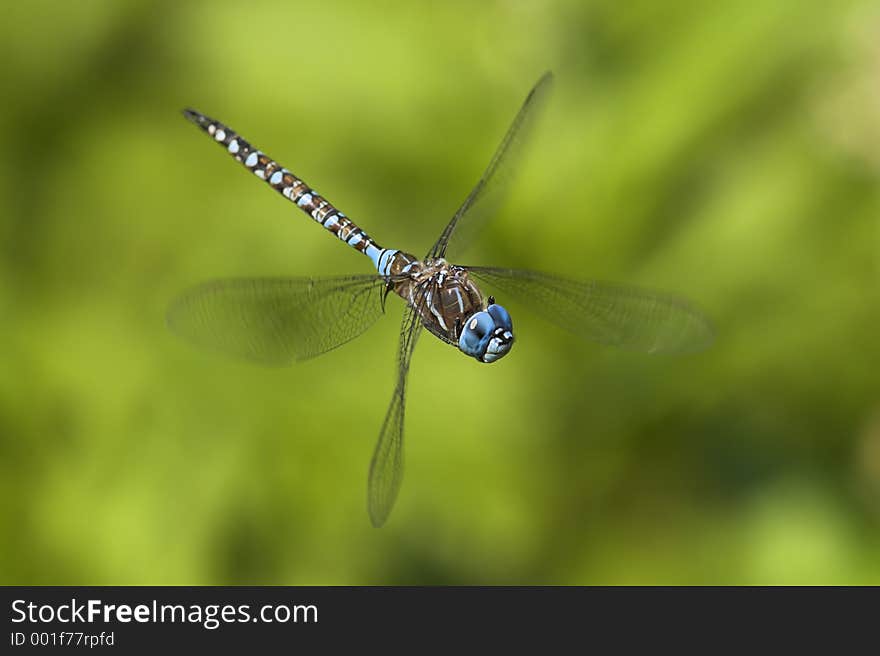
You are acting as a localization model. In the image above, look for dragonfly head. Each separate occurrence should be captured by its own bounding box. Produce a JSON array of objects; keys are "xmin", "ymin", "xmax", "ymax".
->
[{"xmin": 458, "ymin": 298, "xmax": 514, "ymax": 363}]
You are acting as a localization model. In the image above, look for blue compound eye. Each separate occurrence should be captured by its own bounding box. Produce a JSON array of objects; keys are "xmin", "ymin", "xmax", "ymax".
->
[
  {"xmin": 487, "ymin": 303, "xmax": 512, "ymax": 330},
  {"xmin": 458, "ymin": 303, "xmax": 514, "ymax": 363}
]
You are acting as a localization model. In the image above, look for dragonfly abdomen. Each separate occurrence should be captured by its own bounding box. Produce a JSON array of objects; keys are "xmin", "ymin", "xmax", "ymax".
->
[{"xmin": 183, "ymin": 109, "xmax": 398, "ymax": 275}]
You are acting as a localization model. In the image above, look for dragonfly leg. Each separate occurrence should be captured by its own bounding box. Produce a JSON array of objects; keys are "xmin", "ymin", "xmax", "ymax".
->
[{"xmin": 381, "ymin": 282, "xmax": 394, "ymax": 313}]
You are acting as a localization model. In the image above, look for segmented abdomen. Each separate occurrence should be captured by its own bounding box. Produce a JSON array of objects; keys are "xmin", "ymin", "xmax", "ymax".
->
[{"xmin": 183, "ymin": 109, "xmax": 396, "ymax": 274}]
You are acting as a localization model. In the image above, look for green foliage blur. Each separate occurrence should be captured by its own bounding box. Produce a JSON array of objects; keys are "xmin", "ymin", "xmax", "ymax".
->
[{"xmin": 1, "ymin": 0, "xmax": 879, "ymax": 585}]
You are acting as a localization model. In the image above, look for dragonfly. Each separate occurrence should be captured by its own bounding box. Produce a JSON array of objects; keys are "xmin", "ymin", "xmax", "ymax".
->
[{"xmin": 169, "ymin": 72, "xmax": 713, "ymax": 527}]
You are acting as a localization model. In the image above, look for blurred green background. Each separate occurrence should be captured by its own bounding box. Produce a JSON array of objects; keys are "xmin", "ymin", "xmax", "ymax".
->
[{"xmin": 2, "ymin": 0, "xmax": 879, "ymax": 585}]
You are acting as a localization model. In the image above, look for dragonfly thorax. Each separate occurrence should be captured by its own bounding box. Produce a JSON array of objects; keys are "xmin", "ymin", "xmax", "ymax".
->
[{"xmin": 388, "ymin": 253, "xmax": 512, "ymax": 361}]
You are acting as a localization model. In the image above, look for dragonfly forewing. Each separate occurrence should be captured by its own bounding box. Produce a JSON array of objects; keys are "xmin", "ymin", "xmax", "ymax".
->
[
  {"xmin": 468, "ymin": 267, "xmax": 714, "ymax": 354},
  {"xmin": 428, "ymin": 71, "xmax": 554, "ymax": 261}
]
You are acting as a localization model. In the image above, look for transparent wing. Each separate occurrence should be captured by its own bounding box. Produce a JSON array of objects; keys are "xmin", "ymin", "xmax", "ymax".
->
[
  {"xmin": 167, "ymin": 275, "xmax": 391, "ymax": 365},
  {"xmin": 367, "ymin": 295, "xmax": 424, "ymax": 527},
  {"xmin": 468, "ymin": 267, "xmax": 714, "ymax": 354},
  {"xmin": 428, "ymin": 71, "xmax": 554, "ymax": 260}
]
